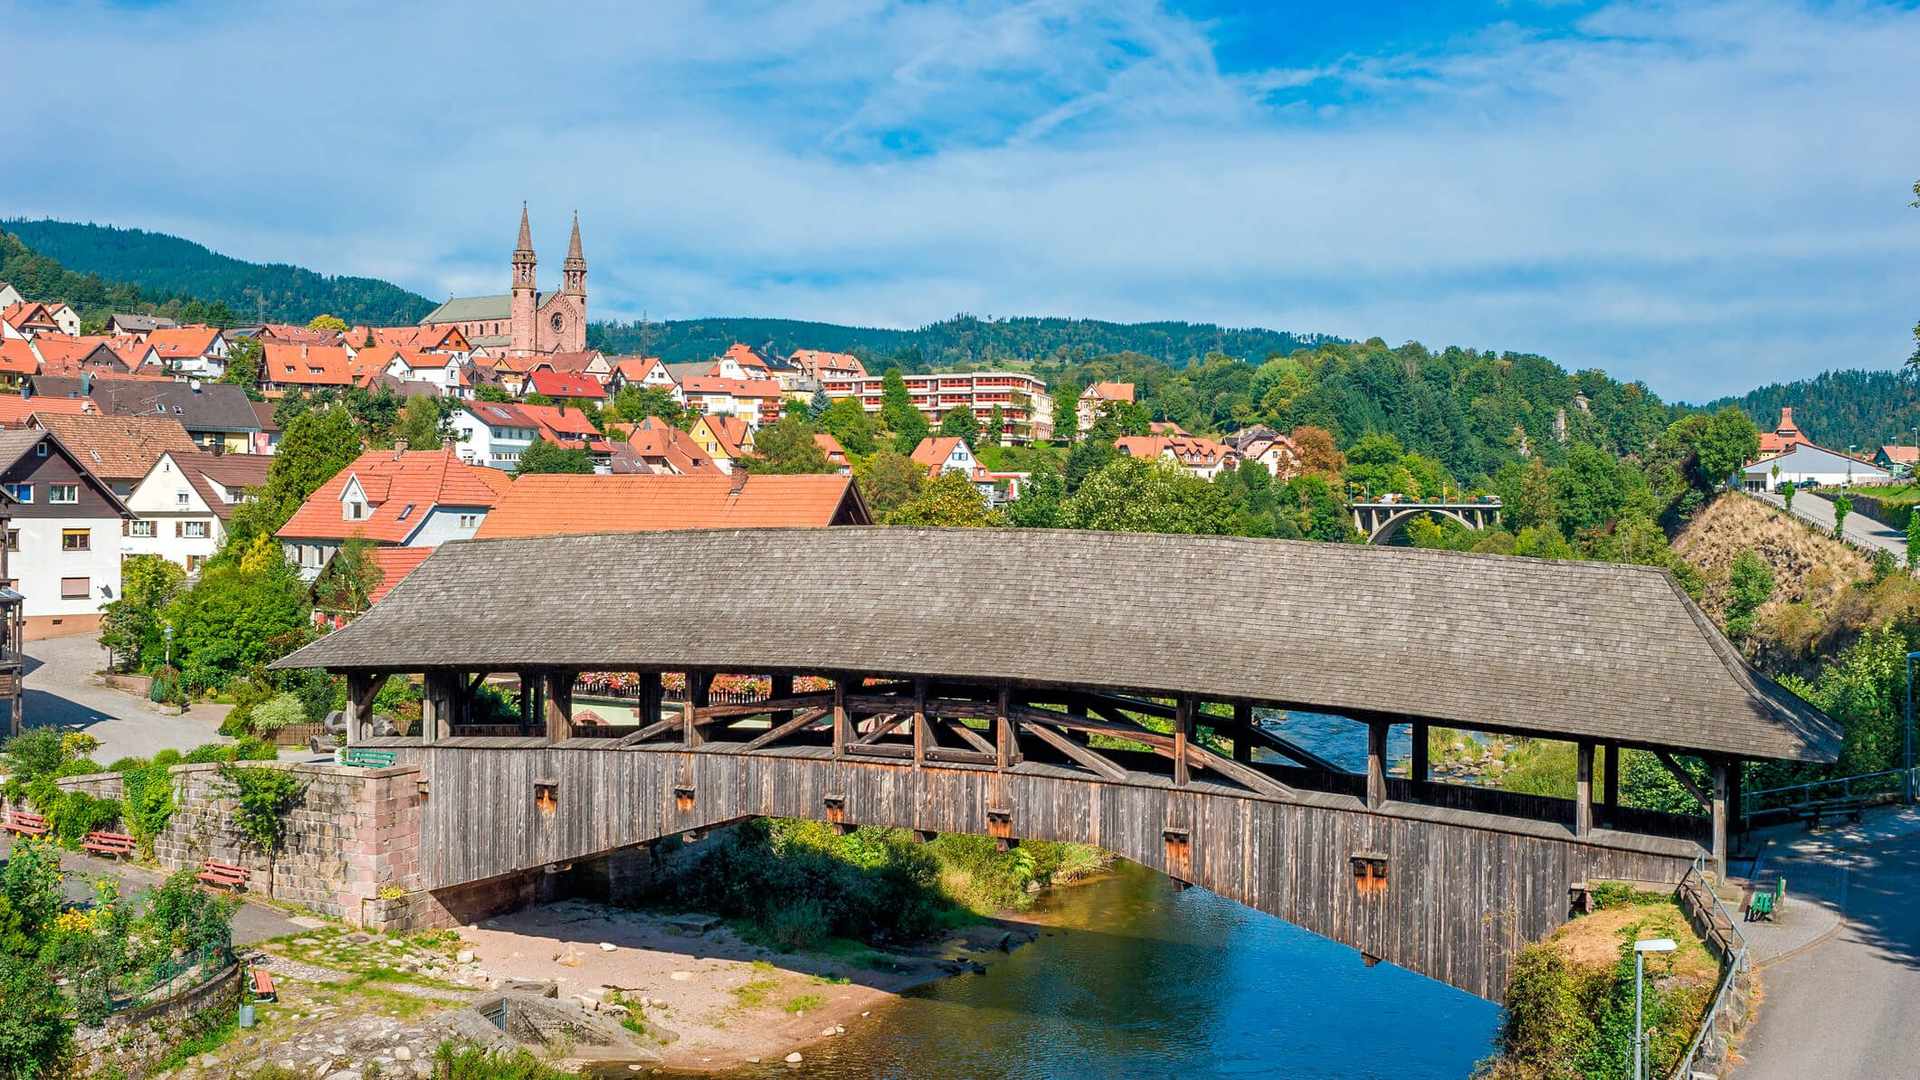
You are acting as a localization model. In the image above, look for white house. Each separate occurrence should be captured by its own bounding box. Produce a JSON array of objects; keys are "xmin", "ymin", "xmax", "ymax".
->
[
  {"xmin": 1742, "ymin": 442, "xmax": 1889, "ymax": 492},
  {"xmin": 0, "ymin": 284, "xmax": 22, "ymax": 309},
  {"xmin": 40, "ymin": 303, "xmax": 81, "ymax": 336},
  {"xmin": 146, "ymin": 326, "xmax": 230, "ymax": 378},
  {"xmin": 383, "ymin": 349, "xmax": 472, "ymax": 398},
  {"xmin": 122, "ymin": 451, "xmax": 271, "ymax": 574},
  {"xmin": 0, "ymin": 428, "xmax": 130, "ymax": 637},
  {"xmin": 274, "ymin": 448, "xmax": 511, "ymax": 580}
]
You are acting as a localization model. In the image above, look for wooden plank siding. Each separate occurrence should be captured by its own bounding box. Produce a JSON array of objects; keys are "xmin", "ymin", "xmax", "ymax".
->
[{"xmin": 375, "ymin": 740, "xmax": 1697, "ymax": 1000}]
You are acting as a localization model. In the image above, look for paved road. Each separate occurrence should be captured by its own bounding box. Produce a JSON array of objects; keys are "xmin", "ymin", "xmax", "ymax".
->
[
  {"xmin": 1737, "ymin": 807, "xmax": 1920, "ymax": 1080},
  {"xmin": 19, "ymin": 631, "xmax": 232, "ymax": 762},
  {"xmin": 1749, "ymin": 489, "xmax": 1908, "ymax": 566}
]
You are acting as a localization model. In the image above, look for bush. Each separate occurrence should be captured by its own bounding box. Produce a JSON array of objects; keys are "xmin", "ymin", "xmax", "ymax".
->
[
  {"xmin": 248, "ymin": 693, "xmax": 307, "ymax": 734},
  {"xmin": 0, "ymin": 956, "xmax": 75, "ymax": 1079},
  {"xmin": 118, "ymin": 758, "xmax": 176, "ymax": 857},
  {"xmin": 148, "ymin": 664, "xmax": 183, "ymax": 705},
  {"xmin": 44, "ymin": 792, "xmax": 120, "ymax": 848},
  {"xmin": 430, "ymin": 1042, "xmax": 577, "ymax": 1080}
]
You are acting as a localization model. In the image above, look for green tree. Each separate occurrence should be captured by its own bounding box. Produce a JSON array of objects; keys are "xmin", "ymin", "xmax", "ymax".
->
[
  {"xmin": 853, "ymin": 449, "xmax": 926, "ymax": 516},
  {"xmin": 1551, "ymin": 444, "xmax": 1626, "ymax": 539},
  {"xmin": 474, "ymin": 383, "xmax": 511, "ymax": 403},
  {"xmin": 987, "ymin": 404, "xmax": 1006, "ymax": 446},
  {"xmin": 219, "ymin": 336, "xmax": 263, "ymax": 399},
  {"xmin": 1059, "ymin": 458, "xmax": 1229, "ymax": 534},
  {"xmin": 1277, "ymin": 474, "xmax": 1353, "ymax": 541},
  {"xmin": 223, "ymin": 406, "xmax": 362, "ymax": 550},
  {"xmin": 1342, "ymin": 433, "xmax": 1407, "ymax": 498},
  {"xmin": 1907, "ymin": 511, "xmax": 1920, "ymax": 569},
  {"xmin": 1004, "ymin": 465, "xmax": 1065, "ymax": 528},
  {"xmin": 885, "ymin": 472, "xmax": 997, "ymax": 527},
  {"xmin": 161, "ymin": 539, "xmax": 310, "ymax": 690},
  {"xmin": 306, "ymin": 314, "xmax": 347, "ymax": 332},
  {"xmin": 938, "ymin": 406, "xmax": 980, "ymax": 444},
  {"xmin": 393, "ymin": 394, "xmax": 446, "ymax": 450},
  {"xmin": 98, "ymin": 555, "xmax": 186, "ymax": 671},
  {"xmin": 749, "ymin": 417, "xmax": 833, "ymax": 474},
  {"xmin": 1725, "ymin": 550, "xmax": 1775, "ymax": 640},
  {"xmin": 880, "ymin": 369, "xmax": 930, "ymax": 454},
  {"xmin": 513, "ymin": 438, "xmax": 594, "ymax": 476},
  {"xmin": 1781, "ymin": 480, "xmax": 1796, "ymax": 514},
  {"xmin": 1833, "ymin": 495, "xmax": 1852, "ymax": 540},
  {"xmin": 807, "ymin": 388, "xmax": 831, "ymax": 421},
  {"xmin": 818, "ymin": 396, "xmax": 878, "ymax": 456},
  {"xmin": 611, "ymin": 385, "xmax": 687, "ymax": 428},
  {"xmin": 1512, "ymin": 524, "xmax": 1578, "ymax": 560},
  {"xmin": 312, "ymin": 536, "xmax": 385, "ymax": 615}
]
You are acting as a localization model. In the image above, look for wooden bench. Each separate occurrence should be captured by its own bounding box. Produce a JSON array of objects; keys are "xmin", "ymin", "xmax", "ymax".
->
[
  {"xmin": 1798, "ymin": 799, "xmax": 1868, "ymax": 831},
  {"xmin": 1746, "ymin": 876, "xmax": 1787, "ymax": 922},
  {"xmin": 2, "ymin": 811, "xmax": 48, "ymax": 838},
  {"xmin": 82, "ymin": 830, "xmax": 136, "ymax": 859},
  {"xmin": 250, "ymin": 966, "xmax": 277, "ymax": 1001},
  {"xmin": 341, "ymin": 748, "xmax": 398, "ymax": 769},
  {"xmin": 196, "ymin": 860, "xmax": 250, "ymax": 891}
]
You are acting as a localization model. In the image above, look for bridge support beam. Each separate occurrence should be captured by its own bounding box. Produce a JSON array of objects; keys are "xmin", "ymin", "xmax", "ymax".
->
[
  {"xmin": 1711, "ymin": 757, "xmax": 1730, "ymax": 880},
  {"xmin": 1366, "ymin": 721, "xmax": 1387, "ymax": 808},
  {"xmin": 543, "ymin": 669, "xmax": 575, "ymax": 742},
  {"xmin": 1411, "ymin": 721, "xmax": 1430, "ymax": 786},
  {"xmin": 683, "ymin": 669, "xmax": 708, "ymax": 748},
  {"xmin": 639, "ymin": 672, "xmax": 663, "ymax": 728},
  {"xmin": 832, "ymin": 676, "xmax": 849, "ymax": 759},
  {"xmin": 345, "ymin": 671, "xmax": 387, "ymax": 744},
  {"xmin": 912, "ymin": 679, "xmax": 928, "ymax": 768},
  {"xmin": 1575, "ymin": 739, "xmax": 1594, "ymax": 838},
  {"xmin": 1233, "ymin": 701, "xmax": 1254, "ymax": 764},
  {"xmin": 1602, "ymin": 743, "xmax": 1619, "ymax": 825},
  {"xmin": 1173, "ymin": 696, "xmax": 1192, "ymax": 786},
  {"xmin": 420, "ymin": 671, "xmax": 458, "ymax": 743}
]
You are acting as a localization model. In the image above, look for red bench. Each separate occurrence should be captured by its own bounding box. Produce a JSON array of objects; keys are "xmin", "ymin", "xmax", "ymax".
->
[
  {"xmin": 250, "ymin": 966, "xmax": 277, "ymax": 1001},
  {"xmin": 82, "ymin": 830, "xmax": 136, "ymax": 859},
  {"xmin": 2, "ymin": 811, "xmax": 48, "ymax": 838},
  {"xmin": 196, "ymin": 860, "xmax": 250, "ymax": 891}
]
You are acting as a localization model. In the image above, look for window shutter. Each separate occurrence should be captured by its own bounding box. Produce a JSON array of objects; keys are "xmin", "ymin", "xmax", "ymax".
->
[{"xmin": 174, "ymin": 522, "xmax": 183, "ymax": 538}]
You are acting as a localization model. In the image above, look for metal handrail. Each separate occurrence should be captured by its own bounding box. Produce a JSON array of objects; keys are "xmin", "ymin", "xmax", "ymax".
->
[
  {"xmin": 1742, "ymin": 768, "xmax": 1918, "ymax": 818},
  {"xmin": 1670, "ymin": 859, "xmax": 1748, "ymax": 1080}
]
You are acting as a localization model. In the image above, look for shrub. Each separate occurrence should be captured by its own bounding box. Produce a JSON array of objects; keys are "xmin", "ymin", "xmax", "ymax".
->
[
  {"xmin": 0, "ymin": 730, "xmax": 66, "ymax": 799},
  {"xmin": 151, "ymin": 749, "xmax": 181, "ymax": 769},
  {"xmin": 118, "ymin": 759, "xmax": 177, "ymax": 857},
  {"xmin": 0, "ymin": 956, "xmax": 75, "ymax": 1079},
  {"xmin": 44, "ymin": 792, "xmax": 120, "ymax": 848},
  {"xmin": 430, "ymin": 1042, "xmax": 577, "ymax": 1080},
  {"xmin": 147, "ymin": 664, "xmax": 183, "ymax": 705},
  {"xmin": 248, "ymin": 693, "xmax": 308, "ymax": 734}
]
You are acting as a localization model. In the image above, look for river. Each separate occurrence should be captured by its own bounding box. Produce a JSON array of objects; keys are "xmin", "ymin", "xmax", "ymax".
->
[{"xmin": 700, "ymin": 712, "xmax": 1500, "ymax": 1079}]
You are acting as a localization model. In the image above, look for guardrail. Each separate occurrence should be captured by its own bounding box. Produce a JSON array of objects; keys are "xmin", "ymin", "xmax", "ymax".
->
[
  {"xmin": 1671, "ymin": 858, "xmax": 1749, "ymax": 1080},
  {"xmin": 1742, "ymin": 768, "xmax": 1917, "ymax": 821}
]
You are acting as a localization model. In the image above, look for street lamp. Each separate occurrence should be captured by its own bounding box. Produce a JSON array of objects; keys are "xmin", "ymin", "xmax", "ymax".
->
[
  {"xmin": 163, "ymin": 624, "xmax": 173, "ymax": 667},
  {"xmin": 1633, "ymin": 938, "xmax": 1677, "ymax": 1080}
]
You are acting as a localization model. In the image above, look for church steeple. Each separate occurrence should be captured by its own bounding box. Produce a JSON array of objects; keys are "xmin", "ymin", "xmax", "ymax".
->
[
  {"xmin": 562, "ymin": 211, "xmax": 586, "ymax": 297},
  {"xmin": 512, "ymin": 203, "xmax": 536, "ymax": 289},
  {"xmin": 510, "ymin": 202, "xmax": 538, "ymax": 355}
]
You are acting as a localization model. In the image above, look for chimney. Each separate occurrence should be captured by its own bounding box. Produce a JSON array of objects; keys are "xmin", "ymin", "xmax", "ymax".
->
[
  {"xmin": 1779, "ymin": 407, "xmax": 1795, "ymax": 430},
  {"xmin": 394, "ymin": 439, "xmax": 408, "ymax": 460},
  {"xmin": 729, "ymin": 468, "xmax": 749, "ymax": 496}
]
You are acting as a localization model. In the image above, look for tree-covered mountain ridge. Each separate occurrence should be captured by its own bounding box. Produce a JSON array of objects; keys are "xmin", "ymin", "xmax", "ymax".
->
[{"xmin": 1700, "ymin": 368, "xmax": 1919, "ymax": 453}]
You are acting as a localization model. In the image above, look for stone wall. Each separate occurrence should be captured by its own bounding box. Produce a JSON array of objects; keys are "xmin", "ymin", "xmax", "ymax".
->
[
  {"xmin": 72, "ymin": 960, "xmax": 241, "ymax": 1078},
  {"xmin": 43, "ymin": 762, "xmax": 428, "ymax": 929}
]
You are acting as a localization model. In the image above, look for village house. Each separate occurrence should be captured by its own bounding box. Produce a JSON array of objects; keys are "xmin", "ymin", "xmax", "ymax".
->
[
  {"xmin": 788, "ymin": 349, "xmax": 867, "ymax": 382},
  {"xmin": 1741, "ymin": 407, "xmax": 1888, "ymax": 491},
  {"xmin": 815, "ymin": 432, "xmax": 850, "ymax": 474},
  {"xmin": 28, "ymin": 412, "xmax": 203, "ymax": 499},
  {"xmin": 688, "ymin": 414, "xmax": 754, "ymax": 471},
  {"xmin": 121, "ymin": 451, "xmax": 271, "ymax": 573},
  {"xmin": 33, "ymin": 375, "xmax": 261, "ymax": 454},
  {"xmin": 451, "ymin": 401, "xmax": 610, "ymax": 471},
  {"xmin": 144, "ymin": 325, "xmax": 229, "ymax": 378},
  {"xmin": 0, "ymin": 428, "xmax": 131, "ymax": 637},
  {"xmin": 908, "ymin": 435, "xmax": 1022, "ymax": 502},
  {"xmin": 617, "ymin": 417, "xmax": 724, "ymax": 475},
  {"xmin": 473, "ymin": 471, "xmax": 871, "ymax": 539},
  {"xmin": 0, "ymin": 340, "xmax": 36, "ymax": 389},
  {"xmin": 606, "ymin": 355, "xmax": 679, "ymax": 396},
  {"xmin": 1, "ymin": 302, "xmax": 62, "ymax": 339},
  {"xmin": 1115, "ymin": 432, "xmax": 1240, "ymax": 480},
  {"xmin": 39, "ymin": 303, "xmax": 80, "ymax": 336},
  {"xmin": 0, "ymin": 393, "xmax": 93, "ymax": 429},
  {"xmin": 1224, "ymin": 425, "xmax": 1300, "ymax": 479},
  {"xmin": 276, "ymin": 448, "xmax": 513, "ymax": 579},
  {"xmin": 1077, "ymin": 381, "xmax": 1135, "ymax": 433},
  {"xmin": 526, "ymin": 367, "xmax": 606, "ymax": 405},
  {"xmin": 260, "ymin": 342, "xmax": 353, "ymax": 395},
  {"xmin": 820, "ymin": 369, "xmax": 1051, "ymax": 444},
  {"xmin": 1875, "ymin": 445, "xmax": 1917, "ymax": 476},
  {"xmin": 0, "ymin": 283, "xmax": 24, "ymax": 308},
  {"xmin": 106, "ymin": 313, "xmax": 179, "ymax": 337},
  {"xmin": 681, "ymin": 375, "xmax": 784, "ymax": 430}
]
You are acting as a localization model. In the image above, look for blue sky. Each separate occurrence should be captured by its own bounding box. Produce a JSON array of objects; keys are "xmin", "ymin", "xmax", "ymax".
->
[{"xmin": 3, "ymin": 0, "xmax": 1918, "ymax": 400}]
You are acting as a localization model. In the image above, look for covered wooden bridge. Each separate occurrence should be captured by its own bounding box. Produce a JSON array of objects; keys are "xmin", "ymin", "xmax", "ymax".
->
[{"xmin": 274, "ymin": 528, "xmax": 1838, "ymax": 999}]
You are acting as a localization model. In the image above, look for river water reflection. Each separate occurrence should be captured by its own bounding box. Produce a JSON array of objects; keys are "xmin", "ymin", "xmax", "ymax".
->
[{"xmin": 702, "ymin": 713, "xmax": 1498, "ymax": 1079}]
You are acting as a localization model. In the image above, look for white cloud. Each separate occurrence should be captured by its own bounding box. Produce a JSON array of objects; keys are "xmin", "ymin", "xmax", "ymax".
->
[{"xmin": 1, "ymin": 0, "xmax": 1917, "ymax": 399}]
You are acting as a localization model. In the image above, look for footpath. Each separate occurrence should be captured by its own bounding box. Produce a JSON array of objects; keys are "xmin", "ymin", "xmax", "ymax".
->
[
  {"xmin": 1735, "ymin": 806, "xmax": 1920, "ymax": 1079},
  {"xmin": 1748, "ymin": 489, "xmax": 1908, "ymax": 567}
]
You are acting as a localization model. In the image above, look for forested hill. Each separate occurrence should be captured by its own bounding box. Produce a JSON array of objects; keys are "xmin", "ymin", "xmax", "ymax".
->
[
  {"xmin": 591, "ymin": 315, "xmax": 1337, "ymax": 367},
  {"xmin": 1701, "ymin": 368, "xmax": 1918, "ymax": 451},
  {"xmin": 2, "ymin": 219, "xmax": 434, "ymax": 327}
]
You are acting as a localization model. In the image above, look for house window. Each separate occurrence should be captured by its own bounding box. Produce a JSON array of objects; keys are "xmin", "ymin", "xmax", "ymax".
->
[
  {"xmin": 3, "ymin": 529, "xmax": 15, "ymax": 551},
  {"xmin": 178, "ymin": 521, "xmax": 209, "ymax": 539},
  {"xmin": 128, "ymin": 520, "xmax": 155, "ymax": 538},
  {"xmin": 186, "ymin": 555, "xmax": 207, "ymax": 573},
  {"xmin": 3, "ymin": 483, "xmax": 30, "ymax": 503},
  {"xmin": 49, "ymin": 484, "xmax": 78, "ymax": 504},
  {"xmin": 176, "ymin": 490, "xmax": 191, "ymax": 505},
  {"xmin": 346, "ymin": 501, "xmax": 365, "ymax": 521},
  {"xmin": 62, "ymin": 529, "xmax": 90, "ymax": 551},
  {"xmin": 60, "ymin": 577, "xmax": 89, "ymax": 599},
  {"xmin": 34, "ymin": 442, "xmax": 47, "ymax": 457},
  {"xmin": 458, "ymin": 514, "xmax": 480, "ymax": 529}
]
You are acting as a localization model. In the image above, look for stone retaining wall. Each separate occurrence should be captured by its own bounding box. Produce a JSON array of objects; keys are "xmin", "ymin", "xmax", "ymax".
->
[
  {"xmin": 72, "ymin": 960, "xmax": 241, "ymax": 1078},
  {"xmin": 42, "ymin": 762, "xmax": 427, "ymax": 928}
]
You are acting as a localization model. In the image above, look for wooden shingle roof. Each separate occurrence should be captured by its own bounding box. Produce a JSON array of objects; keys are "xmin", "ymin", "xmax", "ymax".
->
[{"xmin": 274, "ymin": 528, "xmax": 1839, "ymax": 762}]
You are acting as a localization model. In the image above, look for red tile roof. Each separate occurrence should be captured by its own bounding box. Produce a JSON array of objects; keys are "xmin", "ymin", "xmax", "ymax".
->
[
  {"xmin": 625, "ymin": 417, "xmax": 724, "ymax": 476},
  {"xmin": 259, "ymin": 323, "xmax": 342, "ymax": 345},
  {"xmin": 264, "ymin": 342, "xmax": 353, "ymax": 386},
  {"xmin": 1084, "ymin": 381, "xmax": 1135, "ymax": 403},
  {"xmin": 702, "ymin": 415, "xmax": 751, "ymax": 458},
  {"xmin": 31, "ymin": 412, "xmax": 202, "ymax": 482},
  {"xmin": 0, "ymin": 340, "xmax": 36, "ymax": 376},
  {"xmin": 276, "ymin": 448, "xmax": 512, "ymax": 543},
  {"xmin": 527, "ymin": 368, "xmax": 606, "ymax": 400},
  {"xmin": 473, "ymin": 473, "xmax": 868, "ymax": 539},
  {"xmin": 0, "ymin": 393, "xmax": 93, "ymax": 428},
  {"xmin": 609, "ymin": 355, "xmax": 665, "ymax": 382},
  {"xmin": 910, "ymin": 436, "xmax": 977, "ymax": 478},
  {"xmin": 681, "ymin": 376, "xmax": 783, "ymax": 398},
  {"xmin": 788, "ymin": 349, "xmax": 866, "ymax": 378},
  {"xmin": 814, "ymin": 432, "xmax": 848, "ymax": 465},
  {"xmin": 145, "ymin": 326, "xmax": 222, "ymax": 358},
  {"xmin": 365, "ymin": 547, "xmax": 436, "ymax": 606},
  {"xmin": 721, "ymin": 343, "xmax": 770, "ymax": 371}
]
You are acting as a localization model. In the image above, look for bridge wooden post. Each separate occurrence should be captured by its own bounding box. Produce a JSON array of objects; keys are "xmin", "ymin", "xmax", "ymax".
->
[
  {"xmin": 912, "ymin": 678, "xmax": 928, "ymax": 768},
  {"xmin": 345, "ymin": 671, "xmax": 382, "ymax": 744},
  {"xmin": 770, "ymin": 674, "xmax": 793, "ymax": 727},
  {"xmin": 1710, "ymin": 757, "xmax": 1730, "ymax": 880},
  {"xmin": 1411, "ymin": 721, "xmax": 1430, "ymax": 786},
  {"xmin": 1602, "ymin": 743, "xmax": 1620, "ymax": 825},
  {"xmin": 1006, "ymin": 680, "xmax": 1021, "ymax": 764},
  {"xmin": 419, "ymin": 671, "xmax": 452, "ymax": 743},
  {"xmin": 1575, "ymin": 739, "xmax": 1595, "ymax": 837},
  {"xmin": 1365, "ymin": 721, "xmax": 1387, "ymax": 808},
  {"xmin": 683, "ymin": 669, "xmax": 707, "ymax": 748},
  {"xmin": 1173, "ymin": 696, "xmax": 1192, "ymax": 786},
  {"xmin": 832, "ymin": 676, "xmax": 848, "ymax": 759},
  {"xmin": 639, "ymin": 672, "xmax": 663, "ymax": 727},
  {"xmin": 1232, "ymin": 701, "xmax": 1254, "ymax": 764},
  {"xmin": 543, "ymin": 669, "xmax": 575, "ymax": 742}
]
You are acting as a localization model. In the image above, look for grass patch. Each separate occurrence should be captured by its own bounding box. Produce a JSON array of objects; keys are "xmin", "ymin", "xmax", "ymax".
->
[
  {"xmin": 731, "ymin": 977, "xmax": 779, "ymax": 1008},
  {"xmin": 148, "ymin": 1008, "xmax": 239, "ymax": 1073},
  {"xmin": 782, "ymin": 992, "xmax": 825, "ymax": 1014},
  {"xmin": 430, "ymin": 1041, "xmax": 578, "ymax": 1079}
]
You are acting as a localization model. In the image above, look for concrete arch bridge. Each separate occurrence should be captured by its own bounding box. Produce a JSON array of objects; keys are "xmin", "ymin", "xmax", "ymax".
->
[
  {"xmin": 276, "ymin": 528, "xmax": 1836, "ymax": 1001},
  {"xmin": 1353, "ymin": 499, "xmax": 1502, "ymax": 543}
]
